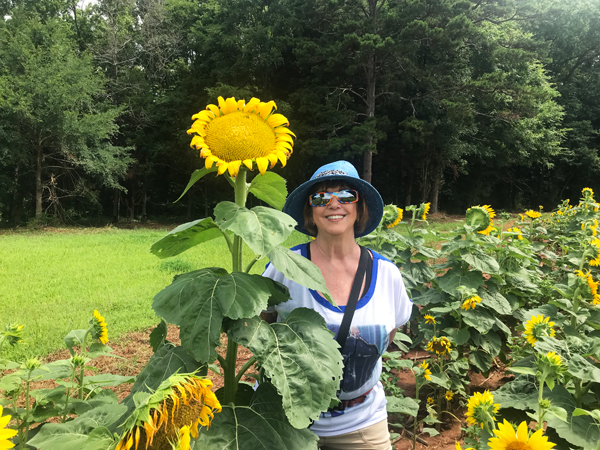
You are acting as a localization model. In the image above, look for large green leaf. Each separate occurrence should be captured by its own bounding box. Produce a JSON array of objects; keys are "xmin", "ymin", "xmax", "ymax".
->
[
  {"xmin": 227, "ymin": 308, "xmax": 343, "ymax": 429},
  {"xmin": 215, "ymin": 202, "xmax": 296, "ymax": 257},
  {"xmin": 150, "ymin": 218, "xmax": 223, "ymax": 258},
  {"xmin": 469, "ymin": 350, "xmax": 493, "ymax": 373},
  {"xmin": 28, "ymin": 403, "xmax": 125, "ymax": 450},
  {"xmin": 267, "ymin": 246, "xmax": 333, "ymax": 304},
  {"xmin": 197, "ymin": 383, "xmax": 318, "ymax": 449},
  {"xmin": 386, "ymin": 396, "xmax": 419, "ymax": 417},
  {"xmin": 480, "ymin": 290, "xmax": 512, "ymax": 315},
  {"xmin": 437, "ymin": 269, "xmax": 484, "ymax": 295},
  {"xmin": 460, "ymin": 248, "xmax": 500, "ymax": 275},
  {"xmin": 175, "ymin": 167, "xmax": 218, "ymax": 202},
  {"xmin": 461, "ymin": 307, "xmax": 496, "ymax": 333},
  {"xmin": 567, "ymin": 354, "xmax": 600, "ymax": 382},
  {"xmin": 153, "ymin": 268, "xmax": 272, "ymax": 362},
  {"xmin": 412, "ymin": 289, "xmax": 448, "ymax": 306},
  {"xmin": 249, "ymin": 171, "xmax": 287, "ymax": 210}
]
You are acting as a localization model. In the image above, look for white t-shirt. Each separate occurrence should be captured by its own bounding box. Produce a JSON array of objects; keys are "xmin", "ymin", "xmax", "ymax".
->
[{"xmin": 263, "ymin": 243, "xmax": 413, "ymax": 437}]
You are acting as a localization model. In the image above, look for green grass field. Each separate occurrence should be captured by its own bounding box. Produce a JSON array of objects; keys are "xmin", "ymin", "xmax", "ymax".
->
[
  {"xmin": 0, "ymin": 226, "xmax": 310, "ymax": 361},
  {"xmin": 0, "ymin": 217, "xmax": 462, "ymax": 361}
]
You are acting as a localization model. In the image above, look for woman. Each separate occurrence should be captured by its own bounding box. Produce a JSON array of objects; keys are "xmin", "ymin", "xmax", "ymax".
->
[{"xmin": 262, "ymin": 160, "xmax": 412, "ymax": 450}]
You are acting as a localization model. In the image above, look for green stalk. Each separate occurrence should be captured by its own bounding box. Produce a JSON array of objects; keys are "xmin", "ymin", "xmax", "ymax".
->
[
  {"xmin": 413, "ymin": 377, "xmax": 419, "ymax": 450},
  {"xmin": 234, "ymin": 356, "xmax": 257, "ymax": 384},
  {"xmin": 22, "ymin": 371, "xmax": 33, "ymax": 446},
  {"xmin": 61, "ymin": 365, "xmax": 78, "ymax": 423},
  {"xmin": 537, "ymin": 378, "xmax": 545, "ymax": 431},
  {"xmin": 78, "ymin": 330, "xmax": 91, "ymax": 400},
  {"xmin": 223, "ymin": 169, "xmax": 249, "ymax": 405}
]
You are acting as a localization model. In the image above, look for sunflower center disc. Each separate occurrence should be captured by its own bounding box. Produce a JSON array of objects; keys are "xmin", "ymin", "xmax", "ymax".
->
[
  {"xmin": 506, "ymin": 443, "xmax": 530, "ymax": 450},
  {"xmin": 204, "ymin": 111, "xmax": 276, "ymax": 162}
]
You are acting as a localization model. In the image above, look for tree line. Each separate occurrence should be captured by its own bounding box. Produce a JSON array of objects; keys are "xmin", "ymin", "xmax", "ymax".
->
[{"xmin": 0, "ymin": 0, "xmax": 598, "ymax": 226}]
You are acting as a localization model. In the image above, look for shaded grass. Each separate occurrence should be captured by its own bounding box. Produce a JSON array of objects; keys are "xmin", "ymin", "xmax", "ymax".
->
[{"xmin": 0, "ymin": 227, "xmax": 310, "ymax": 361}]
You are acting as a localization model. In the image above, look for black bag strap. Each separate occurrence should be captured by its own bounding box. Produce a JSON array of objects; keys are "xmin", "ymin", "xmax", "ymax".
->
[{"xmin": 335, "ymin": 245, "xmax": 370, "ymax": 353}]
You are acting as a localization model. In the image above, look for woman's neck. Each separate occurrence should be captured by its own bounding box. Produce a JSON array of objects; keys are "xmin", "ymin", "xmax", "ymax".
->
[{"xmin": 312, "ymin": 234, "xmax": 359, "ymax": 260}]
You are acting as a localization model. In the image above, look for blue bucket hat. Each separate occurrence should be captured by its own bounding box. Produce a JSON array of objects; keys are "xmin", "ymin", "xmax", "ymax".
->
[{"xmin": 283, "ymin": 160, "xmax": 384, "ymax": 238}]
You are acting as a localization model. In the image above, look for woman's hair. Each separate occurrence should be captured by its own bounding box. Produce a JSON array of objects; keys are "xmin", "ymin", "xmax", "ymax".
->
[{"xmin": 302, "ymin": 180, "xmax": 369, "ymax": 237}]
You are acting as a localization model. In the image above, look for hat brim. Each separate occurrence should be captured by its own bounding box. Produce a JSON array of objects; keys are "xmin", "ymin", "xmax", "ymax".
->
[{"xmin": 283, "ymin": 175, "xmax": 384, "ymax": 238}]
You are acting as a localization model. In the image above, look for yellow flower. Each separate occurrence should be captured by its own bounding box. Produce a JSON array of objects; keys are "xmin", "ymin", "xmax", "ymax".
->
[
  {"xmin": 188, "ymin": 96, "xmax": 295, "ymax": 177},
  {"xmin": 0, "ymin": 405, "xmax": 17, "ymax": 449},
  {"xmin": 525, "ymin": 210, "xmax": 541, "ymax": 219},
  {"xmin": 424, "ymin": 314, "xmax": 436, "ymax": 325},
  {"xmin": 427, "ymin": 397, "xmax": 434, "ymax": 405},
  {"xmin": 519, "ymin": 213, "xmax": 525, "ymax": 221},
  {"xmin": 507, "ymin": 227, "xmax": 523, "ymax": 240},
  {"xmin": 545, "ymin": 351, "xmax": 562, "ymax": 367},
  {"xmin": 461, "ymin": 295, "xmax": 482, "ymax": 310},
  {"xmin": 115, "ymin": 374, "xmax": 221, "ymax": 450},
  {"xmin": 446, "ymin": 391, "xmax": 454, "ymax": 401},
  {"xmin": 582, "ymin": 187, "xmax": 595, "ymax": 198},
  {"xmin": 465, "ymin": 390, "xmax": 500, "ymax": 429},
  {"xmin": 426, "ymin": 336, "xmax": 452, "ymax": 356},
  {"xmin": 488, "ymin": 419, "xmax": 555, "ymax": 450},
  {"xmin": 523, "ymin": 314, "xmax": 555, "ymax": 346},
  {"xmin": 419, "ymin": 362, "xmax": 432, "ymax": 381},
  {"xmin": 422, "ymin": 202, "xmax": 431, "ymax": 220},
  {"xmin": 466, "ymin": 205, "xmax": 493, "ymax": 234},
  {"xmin": 455, "ymin": 441, "xmax": 474, "ymax": 450},
  {"xmin": 382, "ymin": 205, "xmax": 403, "ymax": 229},
  {"xmin": 387, "ymin": 207, "xmax": 403, "ymax": 228},
  {"xmin": 91, "ymin": 310, "xmax": 108, "ymax": 345}
]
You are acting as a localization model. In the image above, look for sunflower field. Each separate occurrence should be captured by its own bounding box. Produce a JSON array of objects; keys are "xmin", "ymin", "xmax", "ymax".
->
[{"xmin": 1, "ymin": 96, "xmax": 600, "ymax": 450}]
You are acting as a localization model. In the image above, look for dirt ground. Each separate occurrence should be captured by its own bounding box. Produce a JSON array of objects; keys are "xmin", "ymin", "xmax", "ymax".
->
[{"xmin": 28, "ymin": 324, "xmax": 513, "ymax": 450}]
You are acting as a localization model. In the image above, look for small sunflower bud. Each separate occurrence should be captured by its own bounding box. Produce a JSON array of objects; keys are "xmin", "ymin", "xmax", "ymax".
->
[{"xmin": 25, "ymin": 358, "xmax": 41, "ymax": 371}]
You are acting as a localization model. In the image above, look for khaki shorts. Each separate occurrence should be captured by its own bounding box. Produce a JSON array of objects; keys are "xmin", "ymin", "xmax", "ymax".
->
[{"xmin": 317, "ymin": 418, "xmax": 393, "ymax": 450}]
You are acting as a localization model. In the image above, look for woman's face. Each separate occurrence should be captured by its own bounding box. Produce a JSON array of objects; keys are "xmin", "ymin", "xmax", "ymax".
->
[{"xmin": 311, "ymin": 186, "xmax": 358, "ymax": 238}]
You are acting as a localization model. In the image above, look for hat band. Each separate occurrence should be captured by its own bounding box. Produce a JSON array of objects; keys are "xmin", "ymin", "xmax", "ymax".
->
[{"xmin": 314, "ymin": 169, "xmax": 348, "ymax": 178}]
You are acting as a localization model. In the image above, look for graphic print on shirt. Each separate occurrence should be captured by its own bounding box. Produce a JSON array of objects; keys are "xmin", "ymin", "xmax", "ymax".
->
[{"xmin": 335, "ymin": 323, "xmax": 388, "ymax": 392}]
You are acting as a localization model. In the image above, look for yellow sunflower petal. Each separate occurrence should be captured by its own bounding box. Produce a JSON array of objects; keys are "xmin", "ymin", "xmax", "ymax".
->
[
  {"xmin": 256, "ymin": 101, "xmax": 276, "ymax": 119},
  {"xmin": 217, "ymin": 96, "xmax": 227, "ymax": 113},
  {"xmin": 217, "ymin": 162, "xmax": 229, "ymax": 175},
  {"xmin": 256, "ymin": 157, "xmax": 269, "ymax": 175},
  {"xmin": 205, "ymin": 155, "xmax": 216, "ymax": 170},
  {"xmin": 244, "ymin": 98, "xmax": 261, "ymax": 112},
  {"xmin": 242, "ymin": 159, "xmax": 253, "ymax": 170},
  {"xmin": 267, "ymin": 153, "xmax": 279, "ymax": 168},
  {"xmin": 207, "ymin": 104, "xmax": 220, "ymax": 117},
  {"xmin": 267, "ymin": 113, "xmax": 289, "ymax": 128},
  {"xmin": 275, "ymin": 127, "xmax": 296, "ymax": 137},
  {"xmin": 228, "ymin": 160, "xmax": 242, "ymax": 177},
  {"xmin": 225, "ymin": 97, "xmax": 239, "ymax": 113},
  {"xmin": 191, "ymin": 110, "xmax": 214, "ymax": 122}
]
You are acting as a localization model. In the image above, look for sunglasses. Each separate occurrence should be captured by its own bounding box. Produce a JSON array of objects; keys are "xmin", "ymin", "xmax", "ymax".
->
[{"xmin": 309, "ymin": 189, "xmax": 359, "ymax": 207}]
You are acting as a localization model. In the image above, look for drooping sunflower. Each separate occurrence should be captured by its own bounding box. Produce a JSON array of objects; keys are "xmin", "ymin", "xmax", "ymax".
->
[
  {"xmin": 465, "ymin": 205, "xmax": 495, "ymax": 234},
  {"xmin": 421, "ymin": 202, "xmax": 431, "ymax": 220},
  {"xmin": 424, "ymin": 314, "xmax": 436, "ymax": 325},
  {"xmin": 426, "ymin": 336, "xmax": 452, "ymax": 356},
  {"xmin": 419, "ymin": 362, "xmax": 432, "ymax": 381},
  {"xmin": 465, "ymin": 390, "xmax": 500, "ymax": 429},
  {"xmin": 381, "ymin": 205, "xmax": 403, "ymax": 229},
  {"xmin": 523, "ymin": 314, "xmax": 555, "ymax": 346},
  {"xmin": 115, "ymin": 374, "xmax": 221, "ymax": 450},
  {"xmin": 582, "ymin": 187, "xmax": 595, "ymax": 199},
  {"xmin": 91, "ymin": 310, "xmax": 108, "ymax": 345},
  {"xmin": 0, "ymin": 405, "xmax": 17, "ymax": 449},
  {"xmin": 488, "ymin": 419, "xmax": 555, "ymax": 450},
  {"xmin": 461, "ymin": 295, "xmax": 482, "ymax": 310},
  {"xmin": 187, "ymin": 96, "xmax": 295, "ymax": 177},
  {"xmin": 588, "ymin": 238, "xmax": 600, "ymax": 267}
]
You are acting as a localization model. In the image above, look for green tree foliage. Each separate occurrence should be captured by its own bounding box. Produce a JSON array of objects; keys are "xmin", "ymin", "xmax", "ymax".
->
[{"xmin": 0, "ymin": 8, "xmax": 129, "ymax": 221}]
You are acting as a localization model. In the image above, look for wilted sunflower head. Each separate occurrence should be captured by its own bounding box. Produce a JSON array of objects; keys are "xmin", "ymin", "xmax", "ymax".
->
[
  {"xmin": 90, "ymin": 310, "xmax": 108, "ymax": 345},
  {"xmin": 465, "ymin": 206, "xmax": 492, "ymax": 233},
  {"xmin": 523, "ymin": 314, "xmax": 555, "ymax": 346},
  {"xmin": 187, "ymin": 96, "xmax": 295, "ymax": 177},
  {"xmin": 426, "ymin": 336, "xmax": 452, "ymax": 356},
  {"xmin": 465, "ymin": 390, "xmax": 500, "ymax": 429},
  {"xmin": 115, "ymin": 373, "xmax": 221, "ymax": 450},
  {"xmin": 381, "ymin": 204, "xmax": 403, "ymax": 229}
]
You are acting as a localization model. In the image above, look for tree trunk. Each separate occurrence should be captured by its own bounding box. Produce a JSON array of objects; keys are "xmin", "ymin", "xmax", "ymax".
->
[
  {"xmin": 112, "ymin": 188, "xmax": 120, "ymax": 223},
  {"xmin": 129, "ymin": 183, "xmax": 136, "ymax": 221},
  {"xmin": 430, "ymin": 164, "xmax": 442, "ymax": 214},
  {"xmin": 35, "ymin": 146, "xmax": 43, "ymax": 219},
  {"xmin": 362, "ymin": 52, "xmax": 377, "ymax": 184},
  {"xmin": 141, "ymin": 176, "xmax": 148, "ymax": 223},
  {"xmin": 11, "ymin": 167, "xmax": 24, "ymax": 226}
]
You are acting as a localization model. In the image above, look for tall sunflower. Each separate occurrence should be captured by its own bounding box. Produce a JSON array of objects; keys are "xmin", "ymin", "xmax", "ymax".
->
[
  {"xmin": 426, "ymin": 336, "xmax": 451, "ymax": 356},
  {"xmin": 488, "ymin": 419, "xmax": 555, "ymax": 450},
  {"xmin": 421, "ymin": 202, "xmax": 431, "ymax": 220},
  {"xmin": 0, "ymin": 405, "xmax": 17, "ymax": 449},
  {"xmin": 187, "ymin": 96, "xmax": 295, "ymax": 177},
  {"xmin": 115, "ymin": 374, "xmax": 221, "ymax": 450},
  {"xmin": 382, "ymin": 204, "xmax": 403, "ymax": 229}
]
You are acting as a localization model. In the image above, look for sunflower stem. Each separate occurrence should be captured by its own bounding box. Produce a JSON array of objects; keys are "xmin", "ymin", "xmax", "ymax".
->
[
  {"xmin": 235, "ymin": 356, "xmax": 257, "ymax": 384},
  {"xmin": 223, "ymin": 338, "xmax": 238, "ymax": 405},
  {"xmin": 23, "ymin": 370, "xmax": 33, "ymax": 445},
  {"xmin": 537, "ymin": 378, "xmax": 545, "ymax": 431},
  {"xmin": 244, "ymin": 257, "xmax": 260, "ymax": 274}
]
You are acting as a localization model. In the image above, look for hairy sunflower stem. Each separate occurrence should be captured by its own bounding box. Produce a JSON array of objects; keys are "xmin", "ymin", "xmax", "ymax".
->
[
  {"xmin": 244, "ymin": 257, "xmax": 260, "ymax": 274},
  {"xmin": 223, "ymin": 338, "xmax": 238, "ymax": 404},
  {"xmin": 537, "ymin": 378, "xmax": 545, "ymax": 431},
  {"xmin": 62, "ymin": 365, "xmax": 79, "ymax": 423},
  {"xmin": 235, "ymin": 356, "xmax": 257, "ymax": 384},
  {"xmin": 23, "ymin": 370, "xmax": 34, "ymax": 445},
  {"xmin": 78, "ymin": 329, "xmax": 91, "ymax": 400}
]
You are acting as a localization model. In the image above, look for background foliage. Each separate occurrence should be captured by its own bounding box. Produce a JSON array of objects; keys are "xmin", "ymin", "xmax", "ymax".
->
[{"xmin": 0, "ymin": 0, "xmax": 599, "ymax": 225}]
